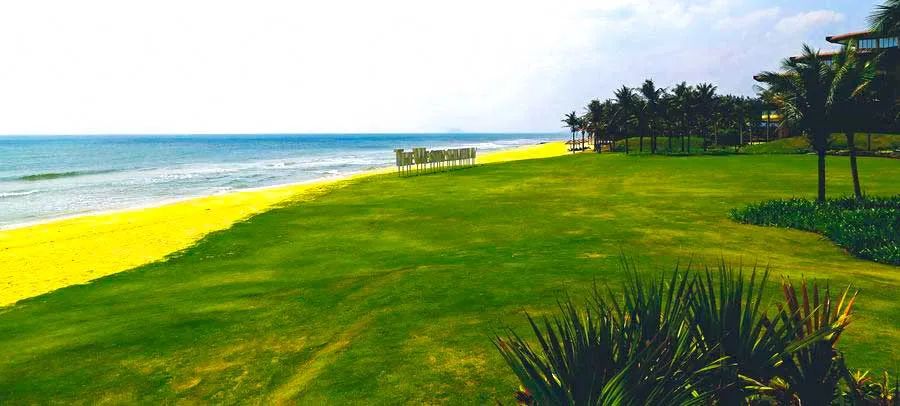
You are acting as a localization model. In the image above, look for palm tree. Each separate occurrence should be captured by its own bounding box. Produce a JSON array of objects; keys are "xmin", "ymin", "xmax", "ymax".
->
[
  {"xmin": 639, "ymin": 80, "xmax": 665, "ymax": 154},
  {"xmin": 747, "ymin": 97, "xmax": 766, "ymax": 143},
  {"xmin": 578, "ymin": 115, "xmax": 588, "ymax": 151},
  {"xmin": 828, "ymin": 45, "xmax": 878, "ymax": 199},
  {"xmin": 756, "ymin": 45, "xmax": 832, "ymax": 202},
  {"xmin": 600, "ymin": 100, "xmax": 619, "ymax": 153},
  {"xmin": 735, "ymin": 97, "xmax": 755, "ymax": 146},
  {"xmin": 614, "ymin": 86, "xmax": 639, "ymax": 154},
  {"xmin": 694, "ymin": 83, "xmax": 718, "ymax": 151},
  {"xmin": 562, "ymin": 111, "xmax": 579, "ymax": 153},
  {"xmin": 714, "ymin": 95, "xmax": 740, "ymax": 148},
  {"xmin": 671, "ymin": 82, "xmax": 693, "ymax": 153},
  {"xmin": 586, "ymin": 100, "xmax": 604, "ymax": 153},
  {"xmin": 652, "ymin": 91, "xmax": 675, "ymax": 153},
  {"xmin": 870, "ymin": 0, "xmax": 900, "ymax": 34}
]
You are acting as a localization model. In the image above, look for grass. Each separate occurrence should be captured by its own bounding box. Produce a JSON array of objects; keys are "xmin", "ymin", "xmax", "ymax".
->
[
  {"xmin": 742, "ymin": 136, "xmax": 811, "ymax": 154},
  {"xmin": 613, "ymin": 136, "xmax": 705, "ymax": 153},
  {"xmin": 742, "ymin": 133, "xmax": 900, "ymax": 154},
  {"xmin": 0, "ymin": 154, "xmax": 898, "ymax": 403}
]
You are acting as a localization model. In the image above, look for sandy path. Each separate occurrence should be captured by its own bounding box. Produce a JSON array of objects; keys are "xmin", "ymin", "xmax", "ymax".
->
[{"xmin": 0, "ymin": 141, "xmax": 568, "ymax": 306}]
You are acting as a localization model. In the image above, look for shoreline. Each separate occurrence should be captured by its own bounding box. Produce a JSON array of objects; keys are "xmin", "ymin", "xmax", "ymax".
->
[
  {"xmin": 0, "ymin": 140, "xmax": 560, "ymax": 232},
  {"xmin": 0, "ymin": 170, "xmax": 374, "ymax": 232},
  {"xmin": 0, "ymin": 141, "xmax": 567, "ymax": 306}
]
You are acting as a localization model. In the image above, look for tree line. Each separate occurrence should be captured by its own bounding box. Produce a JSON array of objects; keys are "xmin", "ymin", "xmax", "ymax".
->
[{"xmin": 563, "ymin": 81, "xmax": 772, "ymax": 155}]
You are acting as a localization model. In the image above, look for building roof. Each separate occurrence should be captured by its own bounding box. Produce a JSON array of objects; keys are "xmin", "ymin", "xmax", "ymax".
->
[
  {"xmin": 790, "ymin": 50, "xmax": 840, "ymax": 61},
  {"xmin": 826, "ymin": 30, "xmax": 874, "ymax": 44},
  {"xmin": 788, "ymin": 48, "xmax": 875, "ymax": 62}
]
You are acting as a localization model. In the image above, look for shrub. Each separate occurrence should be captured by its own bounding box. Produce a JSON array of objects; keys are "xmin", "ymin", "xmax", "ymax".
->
[
  {"xmin": 730, "ymin": 196, "xmax": 900, "ymax": 265},
  {"xmin": 839, "ymin": 369, "xmax": 900, "ymax": 405},
  {"xmin": 493, "ymin": 262, "xmax": 877, "ymax": 405},
  {"xmin": 494, "ymin": 266, "xmax": 721, "ymax": 405}
]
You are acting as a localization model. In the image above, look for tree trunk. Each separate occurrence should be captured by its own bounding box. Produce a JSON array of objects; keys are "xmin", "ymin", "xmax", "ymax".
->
[
  {"xmin": 714, "ymin": 122, "xmax": 718, "ymax": 148},
  {"xmin": 867, "ymin": 132, "xmax": 872, "ymax": 151},
  {"xmin": 817, "ymin": 148, "xmax": 827, "ymax": 203},
  {"xmin": 846, "ymin": 131, "xmax": 862, "ymax": 199},
  {"xmin": 639, "ymin": 134, "xmax": 644, "ymax": 153}
]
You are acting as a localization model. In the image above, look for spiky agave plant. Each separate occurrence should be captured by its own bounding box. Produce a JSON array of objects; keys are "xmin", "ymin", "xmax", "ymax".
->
[
  {"xmin": 493, "ymin": 299, "xmax": 621, "ymax": 405},
  {"xmin": 597, "ymin": 264, "xmax": 722, "ymax": 405},
  {"xmin": 495, "ymin": 262, "xmax": 864, "ymax": 405},
  {"xmin": 766, "ymin": 278, "xmax": 858, "ymax": 405},
  {"xmin": 494, "ymin": 265, "xmax": 721, "ymax": 405},
  {"xmin": 688, "ymin": 263, "xmax": 787, "ymax": 403}
]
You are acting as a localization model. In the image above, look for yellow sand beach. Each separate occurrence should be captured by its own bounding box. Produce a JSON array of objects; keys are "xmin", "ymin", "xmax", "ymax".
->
[{"xmin": 0, "ymin": 141, "xmax": 568, "ymax": 306}]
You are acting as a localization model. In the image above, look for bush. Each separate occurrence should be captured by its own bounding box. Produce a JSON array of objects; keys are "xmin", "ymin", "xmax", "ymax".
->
[
  {"xmin": 493, "ymin": 263, "xmax": 896, "ymax": 405},
  {"xmin": 730, "ymin": 196, "xmax": 900, "ymax": 265}
]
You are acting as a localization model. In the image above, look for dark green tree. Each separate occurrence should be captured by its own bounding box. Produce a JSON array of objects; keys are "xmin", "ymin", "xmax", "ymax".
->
[
  {"xmin": 639, "ymin": 79, "xmax": 666, "ymax": 154},
  {"xmin": 694, "ymin": 83, "xmax": 718, "ymax": 151},
  {"xmin": 614, "ymin": 86, "xmax": 640, "ymax": 154},
  {"xmin": 562, "ymin": 111, "xmax": 579, "ymax": 153},
  {"xmin": 756, "ymin": 45, "xmax": 832, "ymax": 202},
  {"xmin": 870, "ymin": 0, "xmax": 900, "ymax": 34},
  {"xmin": 828, "ymin": 45, "xmax": 879, "ymax": 199}
]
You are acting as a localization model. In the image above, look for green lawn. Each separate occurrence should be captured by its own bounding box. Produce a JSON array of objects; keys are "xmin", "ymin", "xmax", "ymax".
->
[
  {"xmin": 614, "ymin": 136, "xmax": 705, "ymax": 153},
  {"xmin": 0, "ymin": 154, "xmax": 898, "ymax": 404}
]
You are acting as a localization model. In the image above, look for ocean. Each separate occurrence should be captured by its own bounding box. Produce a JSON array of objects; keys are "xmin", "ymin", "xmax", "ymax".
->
[{"xmin": 0, "ymin": 133, "xmax": 559, "ymax": 228}]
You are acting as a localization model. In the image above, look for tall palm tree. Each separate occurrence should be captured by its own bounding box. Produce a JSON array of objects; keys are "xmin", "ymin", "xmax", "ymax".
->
[
  {"xmin": 671, "ymin": 82, "xmax": 693, "ymax": 153},
  {"xmin": 655, "ymin": 91, "xmax": 675, "ymax": 153},
  {"xmin": 600, "ymin": 100, "xmax": 619, "ymax": 153},
  {"xmin": 562, "ymin": 111, "xmax": 579, "ymax": 153},
  {"xmin": 586, "ymin": 99, "xmax": 604, "ymax": 153},
  {"xmin": 614, "ymin": 86, "xmax": 639, "ymax": 154},
  {"xmin": 633, "ymin": 96, "xmax": 648, "ymax": 152},
  {"xmin": 744, "ymin": 97, "xmax": 758, "ymax": 145},
  {"xmin": 694, "ymin": 83, "xmax": 718, "ymax": 151},
  {"xmin": 715, "ymin": 95, "xmax": 740, "ymax": 147},
  {"xmin": 828, "ymin": 45, "xmax": 879, "ymax": 199},
  {"xmin": 870, "ymin": 0, "xmax": 900, "ymax": 34},
  {"xmin": 756, "ymin": 45, "xmax": 832, "ymax": 202},
  {"xmin": 747, "ymin": 96, "xmax": 766, "ymax": 143},
  {"xmin": 578, "ymin": 114, "xmax": 588, "ymax": 151},
  {"xmin": 639, "ymin": 79, "xmax": 665, "ymax": 154}
]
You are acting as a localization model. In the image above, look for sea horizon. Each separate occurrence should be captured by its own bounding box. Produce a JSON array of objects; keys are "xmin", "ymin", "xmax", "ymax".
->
[{"xmin": 0, "ymin": 133, "xmax": 562, "ymax": 228}]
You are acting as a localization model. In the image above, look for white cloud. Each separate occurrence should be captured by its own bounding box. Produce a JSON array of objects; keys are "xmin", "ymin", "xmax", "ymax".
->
[
  {"xmin": 715, "ymin": 7, "xmax": 780, "ymax": 30},
  {"xmin": 775, "ymin": 10, "xmax": 845, "ymax": 34}
]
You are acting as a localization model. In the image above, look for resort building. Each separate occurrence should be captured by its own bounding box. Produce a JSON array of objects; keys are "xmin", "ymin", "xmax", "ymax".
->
[
  {"xmin": 790, "ymin": 30, "xmax": 900, "ymax": 64},
  {"xmin": 756, "ymin": 29, "xmax": 900, "ymax": 137}
]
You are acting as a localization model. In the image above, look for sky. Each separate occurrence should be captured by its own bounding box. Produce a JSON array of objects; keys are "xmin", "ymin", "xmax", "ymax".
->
[{"xmin": 0, "ymin": 0, "xmax": 884, "ymax": 134}]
